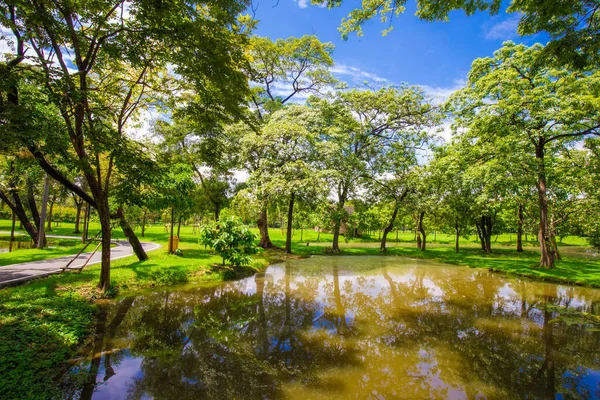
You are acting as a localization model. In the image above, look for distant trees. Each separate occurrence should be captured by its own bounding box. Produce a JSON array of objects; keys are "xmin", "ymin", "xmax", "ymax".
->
[
  {"xmin": 242, "ymin": 35, "xmax": 336, "ymax": 249},
  {"xmin": 312, "ymin": 86, "xmax": 436, "ymax": 252}
]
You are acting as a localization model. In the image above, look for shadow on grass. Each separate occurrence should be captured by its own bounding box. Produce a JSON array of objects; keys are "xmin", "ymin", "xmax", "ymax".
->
[{"xmin": 0, "ymin": 281, "xmax": 95, "ymax": 400}]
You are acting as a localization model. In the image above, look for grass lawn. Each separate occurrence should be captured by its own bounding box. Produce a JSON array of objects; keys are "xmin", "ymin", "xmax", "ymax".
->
[
  {"xmin": 0, "ymin": 235, "xmax": 95, "ymax": 267},
  {"xmin": 0, "ymin": 218, "xmax": 598, "ymax": 399}
]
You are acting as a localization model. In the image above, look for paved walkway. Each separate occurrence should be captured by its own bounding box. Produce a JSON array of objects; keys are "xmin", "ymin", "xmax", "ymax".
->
[{"xmin": 0, "ymin": 238, "xmax": 161, "ymax": 288}]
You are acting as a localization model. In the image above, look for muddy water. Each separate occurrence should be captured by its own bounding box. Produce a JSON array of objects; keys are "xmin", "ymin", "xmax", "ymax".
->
[
  {"xmin": 64, "ymin": 256, "xmax": 600, "ymax": 399},
  {"xmin": 0, "ymin": 240, "xmax": 35, "ymax": 253}
]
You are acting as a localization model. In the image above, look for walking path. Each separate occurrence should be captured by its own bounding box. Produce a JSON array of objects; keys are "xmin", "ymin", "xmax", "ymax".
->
[{"xmin": 0, "ymin": 236, "xmax": 161, "ymax": 288}]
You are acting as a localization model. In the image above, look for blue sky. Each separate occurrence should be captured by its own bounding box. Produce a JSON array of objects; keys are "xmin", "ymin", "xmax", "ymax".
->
[{"xmin": 251, "ymin": 0, "xmax": 548, "ymax": 97}]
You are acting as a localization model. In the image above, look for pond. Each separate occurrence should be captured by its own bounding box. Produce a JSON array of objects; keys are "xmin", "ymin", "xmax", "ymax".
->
[
  {"xmin": 0, "ymin": 240, "xmax": 36, "ymax": 253},
  {"xmin": 63, "ymin": 256, "xmax": 600, "ymax": 399}
]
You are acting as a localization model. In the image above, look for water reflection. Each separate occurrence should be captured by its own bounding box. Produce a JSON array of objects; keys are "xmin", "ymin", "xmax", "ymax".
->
[
  {"xmin": 0, "ymin": 240, "xmax": 35, "ymax": 253},
  {"xmin": 64, "ymin": 256, "xmax": 600, "ymax": 399}
]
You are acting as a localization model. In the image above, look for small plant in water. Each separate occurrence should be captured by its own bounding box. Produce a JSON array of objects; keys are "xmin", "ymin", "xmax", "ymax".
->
[{"xmin": 200, "ymin": 217, "xmax": 261, "ymax": 267}]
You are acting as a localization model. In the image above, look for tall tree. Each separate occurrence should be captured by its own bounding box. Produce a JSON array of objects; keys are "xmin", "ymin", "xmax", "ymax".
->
[
  {"xmin": 312, "ymin": 86, "xmax": 435, "ymax": 252},
  {"xmin": 244, "ymin": 105, "xmax": 325, "ymax": 254},
  {"xmin": 449, "ymin": 42, "xmax": 600, "ymax": 268},
  {"xmin": 243, "ymin": 35, "xmax": 336, "ymax": 248}
]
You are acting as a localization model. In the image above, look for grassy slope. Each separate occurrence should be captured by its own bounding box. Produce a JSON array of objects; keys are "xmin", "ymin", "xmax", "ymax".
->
[{"xmin": 0, "ymin": 219, "xmax": 598, "ymax": 399}]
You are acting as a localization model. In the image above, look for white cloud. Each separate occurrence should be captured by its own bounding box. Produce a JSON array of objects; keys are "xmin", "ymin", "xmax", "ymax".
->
[
  {"xmin": 420, "ymin": 78, "xmax": 465, "ymax": 104},
  {"xmin": 485, "ymin": 15, "xmax": 521, "ymax": 40},
  {"xmin": 293, "ymin": 0, "xmax": 325, "ymax": 9},
  {"xmin": 331, "ymin": 64, "xmax": 388, "ymax": 85}
]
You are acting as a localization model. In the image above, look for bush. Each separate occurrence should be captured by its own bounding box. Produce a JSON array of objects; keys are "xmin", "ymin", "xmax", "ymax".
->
[
  {"xmin": 587, "ymin": 229, "xmax": 600, "ymax": 250},
  {"xmin": 200, "ymin": 217, "xmax": 261, "ymax": 267}
]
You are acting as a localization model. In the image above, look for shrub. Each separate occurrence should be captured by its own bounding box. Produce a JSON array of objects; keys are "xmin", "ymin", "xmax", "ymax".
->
[{"xmin": 200, "ymin": 217, "xmax": 261, "ymax": 267}]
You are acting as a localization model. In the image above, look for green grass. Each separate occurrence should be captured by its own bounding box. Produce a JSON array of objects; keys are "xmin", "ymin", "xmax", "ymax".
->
[{"xmin": 0, "ymin": 218, "xmax": 598, "ymax": 399}]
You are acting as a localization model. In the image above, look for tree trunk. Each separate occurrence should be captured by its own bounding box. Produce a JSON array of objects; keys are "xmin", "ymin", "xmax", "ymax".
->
[
  {"xmin": 74, "ymin": 200, "xmax": 83, "ymax": 234},
  {"xmin": 27, "ymin": 182, "xmax": 41, "ymax": 230},
  {"xmin": 46, "ymin": 200, "xmax": 54, "ymax": 232},
  {"xmin": 285, "ymin": 193, "xmax": 295, "ymax": 254},
  {"xmin": 177, "ymin": 216, "xmax": 182, "ymax": 238},
  {"xmin": 117, "ymin": 207, "xmax": 148, "ymax": 261},
  {"xmin": 455, "ymin": 221, "xmax": 460, "ymax": 253},
  {"xmin": 10, "ymin": 210, "xmax": 16, "ymax": 241},
  {"xmin": 418, "ymin": 211, "xmax": 426, "ymax": 251},
  {"xmin": 517, "ymin": 204, "xmax": 524, "ymax": 252},
  {"xmin": 97, "ymin": 196, "xmax": 112, "ymax": 292},
  {"xmin": 332, "ymin": 219, "xmax": 342, "ymax": 252},
  {"xmin": 483, "ymin": 215, "xmax": 492, "ymax": 253},
  {"xmin": 331, "ymin": 185, "xmax": 349, "ymax": 253},
  {"xmin": 536, "ymin": 143, "xmax": 555, "ymax": 268},
  {"xmin": 169, "ymin": 207, "xmax": 175, "ymax": 254},
  {"xmin": 257, "ymin": 203, "xmax": 274, "ymax": 249},
  {"xmin": 37, "ymin": 175, "xmax": 50, "ymax": 249},
  {"xmin": 475, "ymin": 220, "xmax": 485, "ymax": 251},
  {"xmin": 0, "ymin": 189, "xmax": 38, "ymax": 241},
  {"xmin": 380, "ymin": 204, "xmax": 399, "ymax": 252},
  {"xmin": 414, "ymin": 213, "xmax": 421, "ymax": 249},
  {"xmin": 141, "ymin": 210, "xmax": 147, "ymax": 238},
  {"xmin": 477, "ymin": 216, "xmax": 492, "ymax": 253},
  {"xmin": 214, "ymin": 202, "xmax": 221, "ymax": 222},
  {"xmin": 82, "ymin": 203, "xmax": 90, "ymax": 243},
  {"xmin": 550, "ymin": 233, "xmax": 561, "ymax": 261}
]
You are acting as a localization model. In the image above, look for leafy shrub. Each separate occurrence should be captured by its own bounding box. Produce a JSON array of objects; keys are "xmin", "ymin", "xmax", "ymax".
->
[
  {"xmin": 587, "ymin": 228, "xmax": 600, "ymax": 250},
  {"xmin": 200, "ymin": 217, "xmax": 261, "ymax": 267},
  {"xmin": 322, "ymin": 246, "xmax": 340, "ymax": 254}
]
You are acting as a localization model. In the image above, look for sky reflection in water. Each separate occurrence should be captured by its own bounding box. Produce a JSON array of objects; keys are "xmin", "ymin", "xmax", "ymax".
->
[{"xmin": 64, "ymin": 256, "xmax": 600, "ymax": 400}]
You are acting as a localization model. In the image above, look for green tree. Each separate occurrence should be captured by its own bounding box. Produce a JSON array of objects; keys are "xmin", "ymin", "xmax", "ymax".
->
[
  {"xmin": 428, "ymin": 144, "xmax": 473, "ymax": 253},
  {"xmin": 581, "ymin": 139, "xmax": 600, "ymax": 249},
  {"xmin": 449, "ymin": 42, "xmax": 600, "ymax": 267},
  {"xmin": 242, "ymin": 35, "xmax": 336, "ymax": 248},
  {"xmin": 200, "ymin": 217, "xmax": 260, "ymax": 266},
  {"xmin": 147, "ymin": 161, "xmax": 196, "ymax": 254},
  {"xmin": 313, "ymin": 86, "xmax": 435, "ymax": 252},
  {"xmin": 244, "ymin": 105, "xmax": 325, "ymax": 254},
  {"xmin": 153, "ymin": 116, "xmax": 240, "ymax": 222}
]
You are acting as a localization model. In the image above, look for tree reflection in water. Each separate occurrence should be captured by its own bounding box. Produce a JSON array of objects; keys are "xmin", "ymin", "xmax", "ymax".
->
[{"xmin": 64, "ymin": 256, "xmax": 600, "ymax": 400}]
